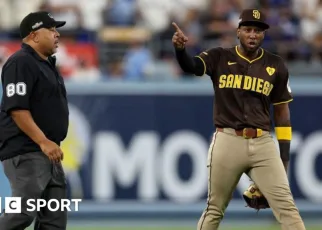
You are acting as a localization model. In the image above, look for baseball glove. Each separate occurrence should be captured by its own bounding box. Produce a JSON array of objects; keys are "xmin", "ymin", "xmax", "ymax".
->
[{"xmin": 243, "ymin": 183, "xmax": 270, "ymax": 211}]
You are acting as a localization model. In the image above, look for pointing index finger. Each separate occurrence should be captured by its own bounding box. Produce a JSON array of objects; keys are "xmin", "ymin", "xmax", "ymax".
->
[{"xmin": 172, "ymin": 22, "xmax": 181, "ymax": 32}]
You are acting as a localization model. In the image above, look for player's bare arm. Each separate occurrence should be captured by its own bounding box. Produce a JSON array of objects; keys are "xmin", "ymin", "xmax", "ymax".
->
[
  {"xmin": 11, "ymin": 110, "xmax": 63, "ymax": 163},
  {"xmin": 172, "ymin": 22, "xmax": 206, "ymax": 76},
  {"xmin": 273, "ymin": 103, "xmax": 291, "ymax": 173}
]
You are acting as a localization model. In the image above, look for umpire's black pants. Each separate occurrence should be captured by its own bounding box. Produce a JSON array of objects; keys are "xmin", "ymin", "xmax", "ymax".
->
[{"xmin": 0, "ymin": 151, "xmax": 67, "ymax": 230}]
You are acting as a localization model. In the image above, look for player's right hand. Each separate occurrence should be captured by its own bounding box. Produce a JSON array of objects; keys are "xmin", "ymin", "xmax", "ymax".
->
[
  {"xmin": 172, "ymin": 22, "xmax": 188, "ymax": 50},
  {"xmin": 39, "ymin": 139, "xmax": 63, "ymax": 163}
]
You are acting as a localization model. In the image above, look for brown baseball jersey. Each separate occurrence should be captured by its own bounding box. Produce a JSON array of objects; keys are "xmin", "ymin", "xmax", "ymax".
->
[{"xmin": 196, "ymin": 46, "xmax": 293, "ymax": 131}]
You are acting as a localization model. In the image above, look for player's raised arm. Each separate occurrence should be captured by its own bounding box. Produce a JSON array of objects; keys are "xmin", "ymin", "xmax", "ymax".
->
[{"xmin": 172, "ymin": 22, "xmax": 207, "ymax": 76}]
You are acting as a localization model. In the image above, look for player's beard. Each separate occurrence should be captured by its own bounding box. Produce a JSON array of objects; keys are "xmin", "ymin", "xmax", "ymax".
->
[{"xmin": 241, "ymin": 40, "xmax": 262, "ymax": 55}]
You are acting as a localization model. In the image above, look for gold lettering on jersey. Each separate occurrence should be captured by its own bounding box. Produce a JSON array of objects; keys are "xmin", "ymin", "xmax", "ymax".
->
[
  {"xmin": 233, "ymin": 75, "xmax": 242, "ymax": 88},
  {"xmin": 251, "ymin": 77, "xmax": 257, "ymax": 91},
  {"xmin": 268, "ymin": 84, "xmax": 274, "ymax": 95},
  {"xmin": 256, "ymin": 78, "xmax": 264, "ymax": 93},
  {"xmin": 262, "ymin": 81, "xmax": 271, "ymax": 95},
  {"xmin": 218, "ymin": 74, "xmax": 273, "ymax": 96},
  {"xmin": 219, "ymin": 75, "xmax": 227, "ymax": 88},
  {"xmin": 243, "ymin": 76, "xmax": 252, "ymax": 90},
  {"xmin": 226, "ymin": 74, "xmax": 234, "ymax": 88}
]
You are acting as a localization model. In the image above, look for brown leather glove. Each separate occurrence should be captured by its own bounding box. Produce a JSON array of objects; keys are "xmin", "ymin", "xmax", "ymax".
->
[{"xmin": 243, "ymin": 183, "xmax": 270, "ymax": 211}]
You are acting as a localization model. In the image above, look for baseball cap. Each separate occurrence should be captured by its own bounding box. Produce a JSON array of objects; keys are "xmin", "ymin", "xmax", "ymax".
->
[
  {"xmin": 19, "ymin": 11, "xmax": 66, "ymax": 38},
  {"xmin": 238, "ymin": 9, "xmax": 269, "ymax": 30}
]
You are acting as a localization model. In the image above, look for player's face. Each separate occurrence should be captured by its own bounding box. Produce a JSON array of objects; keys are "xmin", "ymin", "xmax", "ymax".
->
[
  {"xmin": 35, "ymin": 27, "xmax": 60, "ymax": 56},
  {"xmin": 237, "ymin": 25, "xmax": 265, "ymax": 52}
]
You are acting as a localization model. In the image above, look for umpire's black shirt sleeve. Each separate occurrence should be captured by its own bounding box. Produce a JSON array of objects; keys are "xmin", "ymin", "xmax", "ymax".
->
[{"xmin": 1, "ymin": 57, "xmax": 37, "ymax": 113}]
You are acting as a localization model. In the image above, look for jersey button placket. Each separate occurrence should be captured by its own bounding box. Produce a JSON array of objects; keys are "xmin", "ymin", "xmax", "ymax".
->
[{"xmin": 243, "ymin": 63, "xmax": 250, "ymax": 122}]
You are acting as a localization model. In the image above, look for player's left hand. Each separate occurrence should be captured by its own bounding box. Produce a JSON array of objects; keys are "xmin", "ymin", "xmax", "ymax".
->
[{"xmin": 243, "ymin": 183, "xmax": 270, "ymax": 211}]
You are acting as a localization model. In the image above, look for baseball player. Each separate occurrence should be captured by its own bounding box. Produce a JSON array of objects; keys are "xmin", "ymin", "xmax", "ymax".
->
[{"xmin": 172, "ymin": 9, "xmax": 306, "ymax": 230}]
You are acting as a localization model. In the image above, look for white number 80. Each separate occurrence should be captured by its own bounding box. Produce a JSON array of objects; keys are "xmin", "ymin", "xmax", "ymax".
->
[{"xmin": 6, "ymin": 82, "xmax": 27, "ymax": 97}]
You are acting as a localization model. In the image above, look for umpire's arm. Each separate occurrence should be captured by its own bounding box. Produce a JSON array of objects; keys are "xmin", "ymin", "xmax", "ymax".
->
[{"xmin": 1, "ymin": 59, "xmax": 47, "ymax": 145}]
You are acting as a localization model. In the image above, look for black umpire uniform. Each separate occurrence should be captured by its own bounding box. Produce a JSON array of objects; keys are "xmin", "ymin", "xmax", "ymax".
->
[{"xmin": 0, "ymin": 12, "xmax": 69, "ymax": 229}]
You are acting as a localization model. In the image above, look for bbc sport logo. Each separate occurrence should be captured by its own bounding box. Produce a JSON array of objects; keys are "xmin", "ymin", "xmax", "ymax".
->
[{"xmin": 0, "ymin": 197, "xmax": 82, "ymax": 213}]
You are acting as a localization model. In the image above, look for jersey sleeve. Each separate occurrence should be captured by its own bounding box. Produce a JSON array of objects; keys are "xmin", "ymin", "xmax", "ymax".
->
[
  {"xmin": 1, "ymin": 58, "xmax": 37, "ymax": 113},
  {"xmin": 270, "ymin": 59, "xmax": 293, "ymax": 105},
  {"xmin": 195, "ymin": 48, "xmax": 222, "ymax": 76}
]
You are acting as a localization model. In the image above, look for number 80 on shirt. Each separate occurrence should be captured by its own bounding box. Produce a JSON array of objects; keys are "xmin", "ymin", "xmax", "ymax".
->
[{"xmin": 6, "ymin": 82, "xmax": 27, "ymax": 97}]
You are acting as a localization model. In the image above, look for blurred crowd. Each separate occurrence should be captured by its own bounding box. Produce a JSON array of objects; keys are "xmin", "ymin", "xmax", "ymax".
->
[{"xmin": 0, "ymin": 0, "xmax": 321, "ymax": 81}]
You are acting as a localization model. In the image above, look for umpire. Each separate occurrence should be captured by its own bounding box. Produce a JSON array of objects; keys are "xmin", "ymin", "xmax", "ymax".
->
[{"xmin": 0, "ymin": 11, "xmax": 69, "ymax": 230}]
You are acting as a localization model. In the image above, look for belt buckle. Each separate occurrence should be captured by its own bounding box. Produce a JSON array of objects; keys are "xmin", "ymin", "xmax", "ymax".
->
[
  {"xmin": 256, "ymin": 128, "xmax": 263, "ymax": 137},
  {"xmin": 243, "ymin": 128, "xmax": 251, "ymax": 139}
]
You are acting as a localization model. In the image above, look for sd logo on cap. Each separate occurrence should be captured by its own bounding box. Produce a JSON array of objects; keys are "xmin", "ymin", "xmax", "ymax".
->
[{"xmin": 238, "ymin": 9, "xmax": 269, "ymax": 30}]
